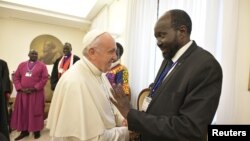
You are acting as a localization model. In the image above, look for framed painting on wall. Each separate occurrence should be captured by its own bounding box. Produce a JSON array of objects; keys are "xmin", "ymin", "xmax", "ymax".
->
[{"xmin": 30, "ymin": 34, "xmax": 63, "ymax": 65}]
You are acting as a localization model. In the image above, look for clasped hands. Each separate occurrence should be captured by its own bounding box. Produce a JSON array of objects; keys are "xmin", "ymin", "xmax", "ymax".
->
[
  {"xmin": 110, "ymin": 84, "xmax": 141, "ymax": 141},
  {"xmin": 18, "ymin": 88, "xmax": 37, "ymax": 94},
  {"xmin": 110, "ymin": 84, "xmax": 130, "ymax": 118}
]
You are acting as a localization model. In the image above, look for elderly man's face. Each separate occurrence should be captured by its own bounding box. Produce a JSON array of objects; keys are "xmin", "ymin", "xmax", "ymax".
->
[{"xmin": 91, "ymin": 33, "xmax": 117, "ymax": 72}]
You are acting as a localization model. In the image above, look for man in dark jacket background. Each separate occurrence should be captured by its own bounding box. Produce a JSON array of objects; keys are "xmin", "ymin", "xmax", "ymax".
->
[
  {"xmin": 0, "ymin": 59, "xmax": 11, "ymax": 141},
  {"xmin": 50, "ymin": 42, "xmax": 80, "ymax": 90}
]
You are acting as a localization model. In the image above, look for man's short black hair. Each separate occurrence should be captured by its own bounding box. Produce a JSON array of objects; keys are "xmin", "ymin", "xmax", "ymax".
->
[
  {"xmin": 64, "ymin": 42, "xmax": 71, "ymax": 47},
  {"xmin": 169, "ymin": 9, "xmax": 192, "ymax": 35}
]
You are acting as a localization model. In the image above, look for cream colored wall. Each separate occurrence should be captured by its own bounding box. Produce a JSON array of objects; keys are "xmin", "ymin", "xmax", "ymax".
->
[
  {"xmin": 0, "ymin": 18, "xmax": 85, "ymax": 75},
  {"xmin": 234, "ymin": 0, "xmax": 250, "ymax": 123}
]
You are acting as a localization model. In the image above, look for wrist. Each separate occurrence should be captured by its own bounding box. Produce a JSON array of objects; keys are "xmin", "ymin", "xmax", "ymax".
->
[{"xmin": 123, "ymin": 108, "xmax": 130, "ymax": 119}]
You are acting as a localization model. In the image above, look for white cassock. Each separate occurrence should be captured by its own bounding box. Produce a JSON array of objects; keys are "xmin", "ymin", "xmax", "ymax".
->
[{"xmin": 46, "ymin": 57, "xmax": 129, "ymax": 141}]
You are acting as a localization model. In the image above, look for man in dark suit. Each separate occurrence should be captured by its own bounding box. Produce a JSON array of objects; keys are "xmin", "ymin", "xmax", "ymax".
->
[
  {"xmin": 0, "ymin": 59, "xmax": 11, "ymax": 141},
  {"xmin": 0, "ymin": 132, "xmax": 8, "ymax": 141},
  {"xmin": 50, "ymin": 42, "xmax": 80, "ymax": 90},
  {"xmin": 110, "ymin": 9, "xmax": 223, "ymax": 141}
]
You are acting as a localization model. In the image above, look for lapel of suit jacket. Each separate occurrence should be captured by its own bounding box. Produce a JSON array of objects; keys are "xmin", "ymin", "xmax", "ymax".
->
[{"xmin": 147, "ymin": 41, "xmax": 198, "ymax": 111}]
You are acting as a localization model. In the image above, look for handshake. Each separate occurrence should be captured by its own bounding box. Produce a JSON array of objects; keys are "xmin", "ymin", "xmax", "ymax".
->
[{"xmin": 122, "ymin": 119, "xmax": 140, "ymax": 141}]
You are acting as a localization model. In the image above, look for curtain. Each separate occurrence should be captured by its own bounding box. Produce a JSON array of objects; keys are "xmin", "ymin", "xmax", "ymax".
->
[
  {"xmin": 124, "ymin": 0, "xmax": 158, "ymax": 107},
  {"xmin": 214, "ymin": 0, "xmax": 239, "ymax": 124}
]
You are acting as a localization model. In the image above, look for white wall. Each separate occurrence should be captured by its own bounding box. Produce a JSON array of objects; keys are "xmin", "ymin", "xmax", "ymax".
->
[{"xmin": 0, "ymin": 17, "xmax": 85, "ymax": 74}]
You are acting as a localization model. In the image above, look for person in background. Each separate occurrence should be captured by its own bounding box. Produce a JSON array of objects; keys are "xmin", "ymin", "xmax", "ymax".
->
[
  {"xmin": 11, "ymin": 49, "xmax": 48, "ymax": 140},
  {"xmin": 50, "ymin": 42, "xmax": 80, "ymax": 91},
  {"xmin": 47, "ymin": 30, "xmax": 129, "ymax": 141},
  {"xmin": 0, "ymin": 59, "xmax": 11, "ymax": 141},
  {"xmin": 110, "ymin": 9, "xmax": 223, "ymax": 141},
  {"xmin": 106, "ymin": 42, "xmax": 131, "ymax": 100},
  {"xmin": 0, "ymin": 132, "xmax": 9, "ymax": 141}
]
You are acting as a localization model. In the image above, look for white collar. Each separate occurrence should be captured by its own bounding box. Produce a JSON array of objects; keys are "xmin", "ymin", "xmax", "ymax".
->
[
  {"xmin": 172, "ymin": 40, "xmax": 193, "ymax": 62},
  {"xmin": 82, "ymin": 56, "xmax": 102, "ymax": 76}
]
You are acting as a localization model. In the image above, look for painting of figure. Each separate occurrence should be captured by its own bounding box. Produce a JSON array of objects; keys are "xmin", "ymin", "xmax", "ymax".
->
[{"xmin": 30, "ymin": 35, "xmax": 63, "ymax": 65}]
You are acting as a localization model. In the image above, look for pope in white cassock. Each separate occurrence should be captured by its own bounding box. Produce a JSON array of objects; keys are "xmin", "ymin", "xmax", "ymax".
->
[{"xmin": 46, "ymin": 30, "xmax": 129, "ymax": 141}]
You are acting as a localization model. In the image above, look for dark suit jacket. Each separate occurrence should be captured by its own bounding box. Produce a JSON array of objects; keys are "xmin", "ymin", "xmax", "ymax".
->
[
  {"xmin": 128, "ymin": 41, "xmax": 223, "ymax": 141},
  {"xmin": 0, "ymin": 59, "xmax": 11, "ymax": 140},
  {"xmin": 50, "ymin": 55, "xmax": 80, "ymax": 90}
]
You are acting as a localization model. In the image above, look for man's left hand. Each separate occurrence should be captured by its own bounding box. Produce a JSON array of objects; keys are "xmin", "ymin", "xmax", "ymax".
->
[{"xmin": 110, "ymin": 84, "xmax": 130, "ymax": 119}]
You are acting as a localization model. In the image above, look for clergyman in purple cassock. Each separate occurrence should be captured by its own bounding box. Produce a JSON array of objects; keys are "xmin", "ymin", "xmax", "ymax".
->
[{"xmin": 11, "ymin": 49, "xmax": 48, "ymax": 140}]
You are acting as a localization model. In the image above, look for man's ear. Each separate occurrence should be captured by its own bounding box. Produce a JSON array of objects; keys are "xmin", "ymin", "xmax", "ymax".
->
[
  {"xmin": 88, "ymin": 48, "xmax": 95, "ymax": 55},
  {"xmin": 177, "ymin": 25, "xmax": 187, "ymax": 39},
  {"xmin": 178, "ymin": 25, "xmax": 186, "ymax": 33},
  {"xmin": 87, "ymin": 48, "xmax": 96, "ymax": 60}
]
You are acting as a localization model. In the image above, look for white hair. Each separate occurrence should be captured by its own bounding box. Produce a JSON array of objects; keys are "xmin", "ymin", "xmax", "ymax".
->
[{"xmin": 82, "ymin": 29, "xmax": 106, "ymax": 56}]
